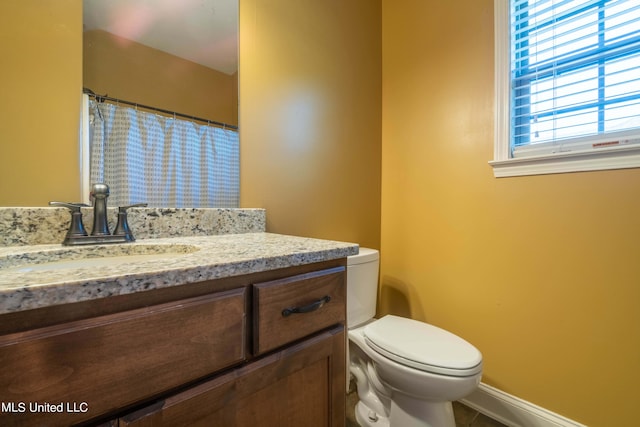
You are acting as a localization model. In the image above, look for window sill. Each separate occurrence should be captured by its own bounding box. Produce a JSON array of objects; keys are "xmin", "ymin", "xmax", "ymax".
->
[{"xmin": 489, "ymin": 145, "xmax": 640, "ymax": 177}]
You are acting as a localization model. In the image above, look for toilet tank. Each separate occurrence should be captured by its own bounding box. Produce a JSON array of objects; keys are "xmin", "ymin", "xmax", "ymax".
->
[{"xmin": 347, "ymin": 248, "xmax": 380, "ymax": 328}]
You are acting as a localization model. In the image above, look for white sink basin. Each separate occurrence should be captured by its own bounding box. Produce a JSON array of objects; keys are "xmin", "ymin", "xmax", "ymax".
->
[{"xmin": 0, "ymin": 244, "xmax": 199, "ymax": 274}]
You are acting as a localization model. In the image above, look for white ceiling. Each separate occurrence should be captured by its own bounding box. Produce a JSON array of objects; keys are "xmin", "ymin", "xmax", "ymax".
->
[{"xmin": 83, "ymin": 0, "xmax": 238, "ymax": 75}]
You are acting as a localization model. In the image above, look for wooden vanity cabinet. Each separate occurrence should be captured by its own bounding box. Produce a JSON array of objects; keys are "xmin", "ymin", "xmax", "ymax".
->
[
  {"xmin": 0, "ymin": 259, "xmax": 346, "ymax": 427},
  {"xmin": 0, "ymin": 288, "xmax": 247, "ymax": 427},
  {"xmin": 120, "ymin": 325, "xmax": 345, "ymax": 427},
  {"xmin": 120, "ymin": 265, "xmax": 346, "ymax": 427}
]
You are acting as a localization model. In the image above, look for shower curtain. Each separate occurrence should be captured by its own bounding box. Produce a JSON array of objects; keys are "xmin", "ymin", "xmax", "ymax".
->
[{"xmin": 89, "ymin": 100, "xmax": 239, "ymax": 208}]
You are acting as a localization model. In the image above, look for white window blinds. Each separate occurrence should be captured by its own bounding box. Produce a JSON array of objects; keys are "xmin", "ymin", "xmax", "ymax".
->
[{"xmin": 511, "ymin": 0, "xmax": 640, "ymax": 158}]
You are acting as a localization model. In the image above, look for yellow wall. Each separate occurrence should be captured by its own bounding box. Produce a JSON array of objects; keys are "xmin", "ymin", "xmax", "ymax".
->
[
  {"xmin": 4, "ymin": 1, "xmax": 638, "ymax": 424},
  {"xmin": 239, "ymin": 0, "xmax": 382, "ymax": 248},
  {"xmin": 381, "ymin": 1, "xmax": 640, "ymax": 425},
  {"xmin": 0, "ymin": 0, "xmax": 82, "ymax": 206},
  {"xmin": 84, "ymin": 30, "xmax": 238, "ymax": 127}
]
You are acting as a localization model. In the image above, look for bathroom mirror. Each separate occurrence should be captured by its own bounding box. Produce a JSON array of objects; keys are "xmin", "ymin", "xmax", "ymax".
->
[
  {"xmin": 82, "ymin": 0, "xmax": 239, "ymax": 207},
  {"xmin": 83, "ymin": 0, "xmax": 238, "ymax": 122}
]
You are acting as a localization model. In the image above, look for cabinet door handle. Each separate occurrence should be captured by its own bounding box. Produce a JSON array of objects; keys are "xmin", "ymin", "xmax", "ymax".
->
[{"xmin": 282, "ymin": 295, "xmax": 331, "ymax": 317}]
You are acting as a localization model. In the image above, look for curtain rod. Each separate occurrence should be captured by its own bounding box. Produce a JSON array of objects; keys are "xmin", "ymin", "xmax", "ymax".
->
[{"xmin": 83, "ymin": 88, "xmax": 238, "ymax": 131}]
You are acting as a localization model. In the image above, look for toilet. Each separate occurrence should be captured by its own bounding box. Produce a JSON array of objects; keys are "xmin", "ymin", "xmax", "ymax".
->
[{"xmin": 347, "ymin": 248, "xmax": 482, "ymax": 427}]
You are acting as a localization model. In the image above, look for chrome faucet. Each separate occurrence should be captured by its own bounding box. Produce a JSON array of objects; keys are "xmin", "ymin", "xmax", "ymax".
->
[
  {"xmin": 90, "ymin": 183, "xmax": 111, "ymax": 236},
  {"xmin": 50, "ymin": 183, "xmax": 147, "ymax": 246}
]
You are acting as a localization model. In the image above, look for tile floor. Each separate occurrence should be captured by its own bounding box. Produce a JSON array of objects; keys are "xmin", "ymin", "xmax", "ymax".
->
[
  {"xmin": 451, "ymin": 401, "xmax": 508, "ymax": 427},
  {"xmin": 346, "ymin": 386, "xmax": 508, "ymax": 427}
]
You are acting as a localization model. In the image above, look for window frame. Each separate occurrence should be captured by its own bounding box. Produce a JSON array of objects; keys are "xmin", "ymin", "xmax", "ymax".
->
[{"xmin": 490, "ymin": 0, "xmax": 640, "ymax": 178}]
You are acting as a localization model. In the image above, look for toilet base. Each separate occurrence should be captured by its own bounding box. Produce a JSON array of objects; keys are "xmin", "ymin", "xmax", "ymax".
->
[
  {"xmin": 355, "ymin": 394, "xmax": 456, "ymax": 427},
  {"xmin": 391, "ymin": 392, "xmax": 456, "ymax": 427},
  {"xmin": 355, "ymin": 400, "xmax": 390, "ymax": 427}
]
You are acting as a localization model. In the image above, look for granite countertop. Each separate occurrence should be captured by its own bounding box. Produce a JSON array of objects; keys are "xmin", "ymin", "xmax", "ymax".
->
[{"xmin": 0, "ymin": 233, "xmax": 359, "ymax": 314}]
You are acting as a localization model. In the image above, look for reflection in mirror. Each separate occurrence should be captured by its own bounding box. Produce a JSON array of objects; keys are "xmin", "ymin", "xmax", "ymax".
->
[{"xmin": 82, "ymin": 0, "xmax": 239, "ymax": 208}]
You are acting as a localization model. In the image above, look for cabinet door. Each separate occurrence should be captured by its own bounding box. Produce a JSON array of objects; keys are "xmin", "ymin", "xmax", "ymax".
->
[
  {"xmin": 0, "ymin": 288, "xmax": 246, "ymax": 427},
  {"xmin": 120, "ymin": 325, "xmax": 346, "ymax": 427}
]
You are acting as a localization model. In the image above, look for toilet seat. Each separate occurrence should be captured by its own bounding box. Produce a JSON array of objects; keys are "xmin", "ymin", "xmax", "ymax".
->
[{"xmin": 363, "ymin": 315, "xmax": 482, "ymax": 377}]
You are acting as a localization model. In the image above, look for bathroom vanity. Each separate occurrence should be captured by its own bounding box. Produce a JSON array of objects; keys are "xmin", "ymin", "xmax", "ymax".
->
[{"xmin": 0, "ymin": 224, "xmax": 357, "ymax": 427}]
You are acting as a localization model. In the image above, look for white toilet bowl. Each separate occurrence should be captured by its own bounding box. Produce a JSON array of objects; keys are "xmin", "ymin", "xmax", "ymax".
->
[
  {"xmin": 347, "ymin": 249, "xmax": 482, "ymax": 427},
  {"xmin": 349, "ymin": 316, "xmax": 482, "ymax": 427}
]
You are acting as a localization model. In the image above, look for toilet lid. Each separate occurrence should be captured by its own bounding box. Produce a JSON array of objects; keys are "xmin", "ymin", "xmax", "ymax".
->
[{"xmin": 363, "ymin": 315, "xmax": 482, "ymax": 377}]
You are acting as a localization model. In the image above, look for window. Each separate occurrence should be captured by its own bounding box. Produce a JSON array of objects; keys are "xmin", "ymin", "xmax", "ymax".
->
[{"xmin": 491, "ymin": 0, "xmax": 640, "ymax": 177}]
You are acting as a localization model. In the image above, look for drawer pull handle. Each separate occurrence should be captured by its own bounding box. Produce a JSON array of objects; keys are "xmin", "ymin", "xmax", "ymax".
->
[{"xmin": 282, "ymin": 295, "xmax": 331, "ymax": 317}]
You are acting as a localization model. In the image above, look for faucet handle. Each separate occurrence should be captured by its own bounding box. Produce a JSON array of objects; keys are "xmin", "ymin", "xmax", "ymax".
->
[
  {"xmin": 49, "ymin": 201, "xmax": 90, "ymax": 239},
  {"xmin": 113, "ymin": 203, "xmax": 148, "ymax": 241}
]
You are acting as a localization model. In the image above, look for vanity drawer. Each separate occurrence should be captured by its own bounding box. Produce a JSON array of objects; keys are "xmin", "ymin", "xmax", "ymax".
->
[
  {"xmin": 253, "ymin": 266, "xmax": 345, "ymax": 354},
  {"xmin": 0, "ymin": 287, "xmax": 246, "ymax": 427}
]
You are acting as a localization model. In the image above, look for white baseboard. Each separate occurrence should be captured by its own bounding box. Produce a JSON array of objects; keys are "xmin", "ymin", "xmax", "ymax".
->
[{"xmin": 459, "ymin": 383, "xmax": 587, "ymax": 427}]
